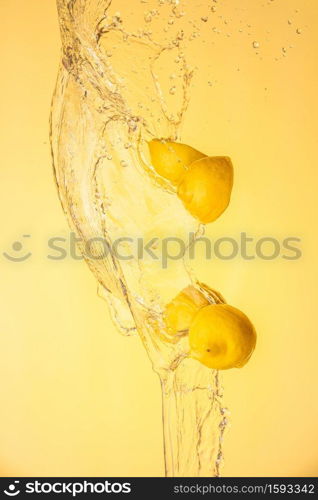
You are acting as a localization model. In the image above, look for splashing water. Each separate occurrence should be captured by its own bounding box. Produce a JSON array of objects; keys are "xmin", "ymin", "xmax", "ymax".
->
[{"xmin": 51, "ymin": 0, "xmax": 233, "ymax": 477}]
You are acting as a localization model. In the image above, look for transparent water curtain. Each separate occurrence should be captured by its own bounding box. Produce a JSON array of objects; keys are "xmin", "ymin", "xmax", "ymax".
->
[{"xmin": 51, "ymin": 0, "xmax": 256, "ymax": 476}]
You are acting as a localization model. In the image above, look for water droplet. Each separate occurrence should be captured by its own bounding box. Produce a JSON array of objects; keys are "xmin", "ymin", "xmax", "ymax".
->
[
  {"xmin": 112, "ymin": 13, "xmax": 122, "ymax": 25},
  {"xmin": 169, "ymin": 86, "xmax": 176, "ymax": 95},
  {"xmin": 106, "ymin": 154, "xmax": 113, "ymax": 161},
  {"xmin": 128, "ymin": 119, "xmax": 138, "ymax": 131},
  {"xmin": 282, "ymin": 47, "xmax": 287, "ymax": 53},
  {"xmin": 296, "ymin": 28, "xmax": 302, "ymax": 34},
  {"xmin": 208, "ymin": 81, "xmax": 212, "ymax": 86},
  {"xmin": 211, "ymin": 6, "xmax": 217, "ymax": 12},
  {"xmin": 288, "ymin": 19, "xmax": 292, "ymax": 25},
  {"xmin": 201, "ymin": 16, "xmax": 208, "ymax": 22},
  {"xmin": 120, "ymin": 160, "xmax": 128, "ymax": 167},
  {"xmin": 252, "ymin": 41, "xmax": 260, "ymax": 49}
]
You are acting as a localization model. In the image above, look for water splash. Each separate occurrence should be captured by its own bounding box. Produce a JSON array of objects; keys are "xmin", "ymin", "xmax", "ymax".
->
[{"xmin": 51, "ymin": 0, "xmax": 229, "ymax": 476}]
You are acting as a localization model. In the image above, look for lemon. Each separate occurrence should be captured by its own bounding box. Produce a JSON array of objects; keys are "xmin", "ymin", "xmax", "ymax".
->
[
  {"xmin": 148, "ymin": 139, "xmax": 205, "ymax": 185},
  {"xmin": 177, "ymin": 156, "xmax": 233, "ymax": 223},
  {"xmin": 164, "ymin": 285, "xmax": 209, "ymax": 336},
  {"xmin": 189, "ymin": 304, "xmax": 256, "ymax": 369}
]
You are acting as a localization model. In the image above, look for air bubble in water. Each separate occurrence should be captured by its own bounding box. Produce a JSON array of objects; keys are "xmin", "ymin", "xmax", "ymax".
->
[
  {"xmin": 296, "ymin": 28, "xmax": 302, "ymax": 34},
  {"xmin": 169, "ymin": 86, "xmax": 176, "ymax": 95},
  {"xmin": 252, "ymin": 41, "xmax": 260, "ymax": 49}
]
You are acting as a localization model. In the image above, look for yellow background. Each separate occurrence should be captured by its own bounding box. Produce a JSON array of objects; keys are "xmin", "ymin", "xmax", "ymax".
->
[{"xmin": 0, "ymin": 0, "xmax": 317, "ymax": 476}]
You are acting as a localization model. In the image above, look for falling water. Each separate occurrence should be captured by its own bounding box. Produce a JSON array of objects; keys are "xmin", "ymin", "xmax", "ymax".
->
[{"xmin": 50, "ymin": 0, "xmax": 264, "ymax": 476}]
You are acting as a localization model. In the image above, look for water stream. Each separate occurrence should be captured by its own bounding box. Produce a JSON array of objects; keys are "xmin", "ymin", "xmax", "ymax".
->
[{"xmin": 51, "ymin": 0, "xmax": 230, "ymax": 476}]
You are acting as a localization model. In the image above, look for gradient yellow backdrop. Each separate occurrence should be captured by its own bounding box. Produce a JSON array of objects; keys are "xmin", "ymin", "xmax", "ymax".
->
[{"xmin": 0, "ymin": 0, "xmax": 317, "ymax": 477}]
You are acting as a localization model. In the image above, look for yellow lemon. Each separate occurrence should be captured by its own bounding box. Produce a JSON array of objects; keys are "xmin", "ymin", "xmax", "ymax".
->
[
  {"xmin": 164, "ymin": 285, "xmax": 209, "ymax": 336},
  {"xmin": 177, "ymin": 156, "xmax": 233, "ymax": 223},
  {"xmin": 148, "ymin": 139, "xmax": 205, "ymax": 185},
  {"xmin": 189, "ymin": 304, "xmax": 256, "ymax": 369}
]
